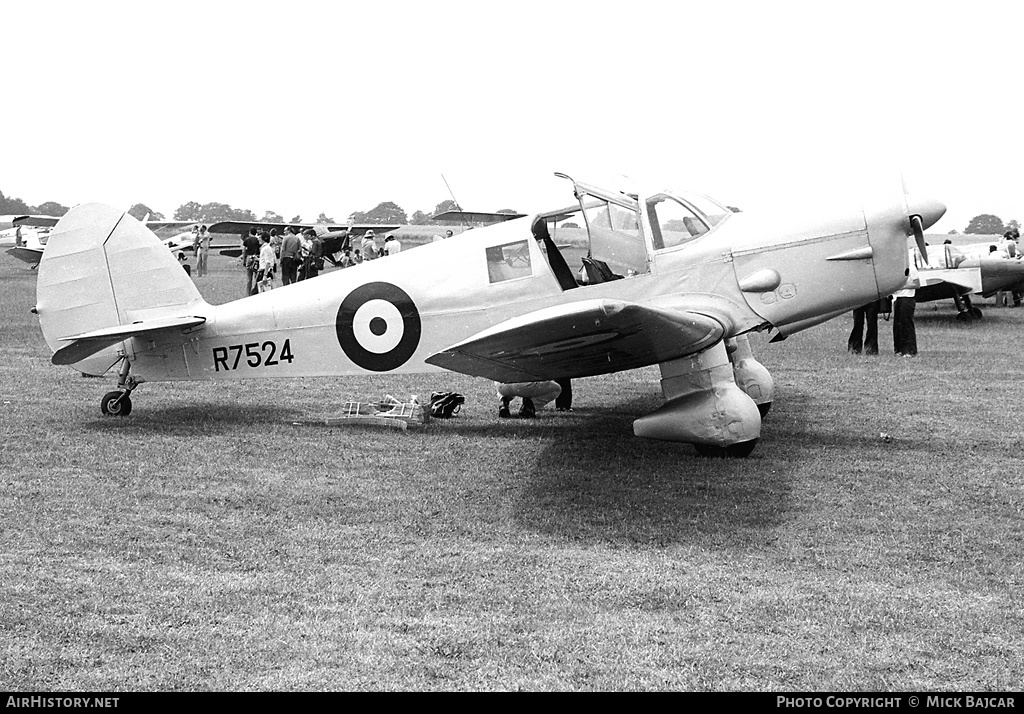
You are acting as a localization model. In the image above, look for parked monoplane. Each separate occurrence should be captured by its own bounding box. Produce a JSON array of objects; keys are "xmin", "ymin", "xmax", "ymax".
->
[
  {"xmin": 208, "ymin": 220, "xmax": 399, "ymax": 265},
  {"xmin": 911, "ymin": 241, "xmax": 1024, "ymax": 320},
  {"xmin": 33, "ymin": 173, "xmax": 944, "ymax": 456}
]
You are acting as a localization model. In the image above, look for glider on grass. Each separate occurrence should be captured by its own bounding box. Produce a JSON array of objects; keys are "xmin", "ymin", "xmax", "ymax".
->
[{"xmin": 33, "ymin": 173, "xmax": 944, "ymax": 456}]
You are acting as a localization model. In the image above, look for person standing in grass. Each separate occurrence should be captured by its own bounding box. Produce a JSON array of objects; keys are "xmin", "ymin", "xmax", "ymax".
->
[
  {"xmin": 257, "ymin": 233, "xmax": 277, "ymax": 293},
  {"xmin": 361, "ymin": 230, "xmax": 377, "ymax": 261},
  {"xmin": 193, "ymin": 225, "xmax": 211, "ymax": 277},
  {"xmin": 893, "ymin": 264, "xmax": 920, "ymax": 357},
  {"xmin": 279, "ymin": 226, "xmax": 302, "ymax": 285},
  {"xmin": 847, "ymin": 300, "xmax": 881, "ymax": 355},
  {"xmin": 242, "ymin": 228, "xmax": 261, "ymax": 296}
]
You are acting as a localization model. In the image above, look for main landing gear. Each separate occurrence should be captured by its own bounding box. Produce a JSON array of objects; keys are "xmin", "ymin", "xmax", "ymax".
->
[
  {"xmin": 953, "ymin": 293, "xmax": 983, "ymax": 322},
  {"xmin": 100, "ymin": 356, "xmax": 138, "ymax": 417},
  {"xmin": 633, "ymin": 337, "xmax": 772, "ymax": 458}
]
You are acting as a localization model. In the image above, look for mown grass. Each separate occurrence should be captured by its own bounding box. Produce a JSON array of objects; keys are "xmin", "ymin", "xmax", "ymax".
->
[{"xmin": 1, "ymin": 251, "xmax": 1021, "ymax": 691}]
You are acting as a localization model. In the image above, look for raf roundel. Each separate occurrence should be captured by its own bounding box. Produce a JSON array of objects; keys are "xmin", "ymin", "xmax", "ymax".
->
[{"xmin": 335, "ymin": 282, "xmax": 422, "ymax": 371}]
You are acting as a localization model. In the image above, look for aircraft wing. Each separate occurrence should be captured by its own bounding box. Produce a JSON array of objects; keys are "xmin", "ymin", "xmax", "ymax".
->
[
  {"xmin": 208, "ymin": 221, "xmax": 399, "ymax": 237},
  {"xmin": 52, "ymin": 315, "xmax": 207, "ymax": 366},
  {"xmin": 13, "ymin": 215, "xmax": 60, "ymax": 228},
  {"xmin": 426, "ymin": 298, "xmax": 725, "ymax": 382},
  {"xmin": 6, "ymin": 246, "xmax": 44, "ymax": 265},
  {"xmin": 917, "ymin": 267, "xmax": 983, "ymax": 293},
  {"xmin": 431, "ymin": 210, "xmax": 526, "ymax": 224},
  {"xmin": 145, "ymin": 220, "xmax": 199, "ymax": 231}
]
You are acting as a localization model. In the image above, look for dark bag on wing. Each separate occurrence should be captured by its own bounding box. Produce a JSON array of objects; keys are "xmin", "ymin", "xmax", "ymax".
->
[{"xmin": 429, "ymin": 391, "xmax": 465, "ymax": 418}]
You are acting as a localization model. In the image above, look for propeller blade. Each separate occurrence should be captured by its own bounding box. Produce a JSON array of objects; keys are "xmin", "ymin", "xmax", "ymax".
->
[{"xmin": 911, "ymin": 215, "xmax": 928, "ymax": 265}]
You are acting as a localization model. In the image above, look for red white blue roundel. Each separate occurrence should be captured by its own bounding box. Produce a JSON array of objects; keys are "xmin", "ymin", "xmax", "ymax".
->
[{"xmin": 336, "ymin": 282, "xmax": 421, "ymax": 371}]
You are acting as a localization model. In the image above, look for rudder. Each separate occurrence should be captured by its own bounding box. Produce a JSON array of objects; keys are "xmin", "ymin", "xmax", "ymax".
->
[{"xmin": 37, "ymin": 204, "xmax": 207, "ymax": 375}]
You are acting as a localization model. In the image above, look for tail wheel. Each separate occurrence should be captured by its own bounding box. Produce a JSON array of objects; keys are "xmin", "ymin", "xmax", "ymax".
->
[{"xmin": 100, "ymin": 391, "xmax": 133, "ymax": 417}]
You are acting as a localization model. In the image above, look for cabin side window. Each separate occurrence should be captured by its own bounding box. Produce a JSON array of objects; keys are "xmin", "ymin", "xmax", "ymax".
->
[{"xmin": 486, "ymin": 240, "xmax": 532, "ymax": 283}]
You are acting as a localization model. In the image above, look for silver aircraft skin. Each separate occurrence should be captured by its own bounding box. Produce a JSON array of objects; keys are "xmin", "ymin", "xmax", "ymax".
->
[{"xmin": 34, "ymin": 173, "xmax": 944, "ymax": 456}]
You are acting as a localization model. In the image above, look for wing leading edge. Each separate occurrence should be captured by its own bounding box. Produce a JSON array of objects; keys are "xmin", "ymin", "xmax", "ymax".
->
[{"xmin": 426, "ymin": 299, "xmax": 725, "ymax": 382}]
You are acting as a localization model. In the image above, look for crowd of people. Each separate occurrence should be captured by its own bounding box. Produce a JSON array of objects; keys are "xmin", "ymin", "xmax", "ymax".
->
[{"xmin": 238, "ymin": 226, "xmax": 402, "ymax": 296}]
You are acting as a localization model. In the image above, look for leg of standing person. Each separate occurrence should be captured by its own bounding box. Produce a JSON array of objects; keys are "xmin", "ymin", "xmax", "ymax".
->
[
  {"xmin": 555, "ymin": 378, "xmax": 573, "ymax": 411},
  {"xmin": 245, "ymin": 261, "xmax": 255, "ymax": 296},
  {"xmin": 848, "ymin": 306, "xmax": 866, "ymax": 353},
  {"xmin": 903, "ymin": 298, "xmax": 917, "ymax": 355},
  {"xmin": 893, "ymin": 298, "xmax": 905, "ymax": 354},
  {"xmin": 864, "ymin": 300, "xmax": 879, "ymax": 355}
]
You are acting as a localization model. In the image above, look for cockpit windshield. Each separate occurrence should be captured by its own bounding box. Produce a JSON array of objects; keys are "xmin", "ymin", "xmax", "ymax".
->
[{"xmin": 646, "ymin": 191, "xmax": 731, "ymax": 250}]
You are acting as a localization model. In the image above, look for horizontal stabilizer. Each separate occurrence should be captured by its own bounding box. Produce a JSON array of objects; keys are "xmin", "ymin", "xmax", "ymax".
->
[
  {"xmin": 52, "ymin": 315, "xmax": 206, "ymax": 366},
  {"xmin": 427, "ymin": 298, "xmax": 724, "ymax": 382}
]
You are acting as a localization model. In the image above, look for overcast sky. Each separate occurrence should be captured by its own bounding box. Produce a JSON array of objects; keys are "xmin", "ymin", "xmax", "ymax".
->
[{"xmin": 6, "ymin": 1, "xmax": 1022, "ymax": 232}]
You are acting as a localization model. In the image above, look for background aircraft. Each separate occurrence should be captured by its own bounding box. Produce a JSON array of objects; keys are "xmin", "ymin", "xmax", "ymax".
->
[
  {"xmin": 33, "ymin": 174, "xmax": 943, "ymax": 456},
  {"xmin": 4, "ymin": 215, "xmax": 205, "ymax": 267},
  {"xmin": 208, "ymin": 220, "xmax": 400, "ymax": 264},
  {"xmin": 911, "ymin": 241, "xmax": 1024, "ymax": 320}
]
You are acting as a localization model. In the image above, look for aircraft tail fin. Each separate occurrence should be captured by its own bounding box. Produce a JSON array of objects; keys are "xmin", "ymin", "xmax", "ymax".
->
[{"xmin": 36, "ymin": 204, "xmax": 208, "ymax": 375}]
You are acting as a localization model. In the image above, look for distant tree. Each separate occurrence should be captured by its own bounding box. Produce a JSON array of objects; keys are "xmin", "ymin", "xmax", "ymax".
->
[
  {"xmin": 0, "ymin": 190, "xmax": 34, "ymax": 215},
  {"xmin": 262, "ymin": 211, "xmax": 284, "ymax": 223},
  {"xmin": 349, "ymin": 202, "xmax": 407, "ymax": 224},
  {"xmin": 433, "ymin": 199, "xmax": 459, "ymax": 216},
  {"xmin": 947, "ymin": 229, "xmax": 959, "ymax": 235},
  {"xmin": 173, "ymin": 201, "xmax": 203, "ymax": 221},
  {"xmin": 1007, "ymin": 219, "xmax": 1020, "ymax": 234},
  {"xmin": 496, "ymin": 208, "xmax": 519, "ymax": 215},
  {"xmin": 289, "ymin": 215, "xmax": 303, "ymax": 223},
  {"xmin": 128, "ymin": 203, "xmax": 163, "ymax": 221},
  {"xmin": 197, "ymin": 202, "xmax": 236, "ymax": 222},
  {"xmin": 173, "ymin": 201, "xmax": 257, "ymax": 223},
  {"xmin": 964, "ymin": 214, "xmax": 1005, "ymax": 235},
  {"xmin": 35, "ymin": 201, "xmax": 69, "ymax": 217},
  {"xmin": 727, "ymin": 206, "xmax": 742, "ymax": 213},
  {"xmin": 410, "ymin": 210, "xmax": 430, "ymax": 225},
  {"xmin": 316, "ymin": 212, "xmax": 335, "ymax": 224}
]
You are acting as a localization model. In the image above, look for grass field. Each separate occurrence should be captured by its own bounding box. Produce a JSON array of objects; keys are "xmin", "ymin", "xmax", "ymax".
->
[{"xmin": 1, "ymin": 248, "xmax": 1021, "ymax": 691}]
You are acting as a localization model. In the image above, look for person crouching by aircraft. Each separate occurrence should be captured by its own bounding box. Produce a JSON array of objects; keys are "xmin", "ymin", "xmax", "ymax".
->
[
  {"xmin": 496, "ymin": 381, "xmax": 562, "ymax": 419},
  {"xmin": 242, "ymin": 228, "xmax": 261, "ymax": 296},
  {"xmin": 257, "ymin": 233, "xmax": 277, "ymax": 293},
  {"xmin": 279, "ymin": 226, "xmax": 302, "ymax": 285}
]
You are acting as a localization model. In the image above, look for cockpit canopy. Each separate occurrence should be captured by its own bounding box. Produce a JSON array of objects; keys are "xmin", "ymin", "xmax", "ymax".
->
[{"xmin": 529, "ymin": 176, "xmax": 733, "ymax": 287}]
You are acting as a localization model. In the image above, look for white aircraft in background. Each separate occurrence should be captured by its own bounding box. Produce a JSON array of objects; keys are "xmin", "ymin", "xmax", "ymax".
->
[
  {"xmin": 4, "ymin": 215, "xmax": 202, "ymax": 267},
  {"xmin": 2, "ymin": 215, "xmax": 59, "ymax": 266},
  {"xmin": 33, "ymin": 173, "xmax": 944, "ymax": 456},
  {"xmin": 911, "ymin": 239, "xmax": 1024, "ymax": 320}
]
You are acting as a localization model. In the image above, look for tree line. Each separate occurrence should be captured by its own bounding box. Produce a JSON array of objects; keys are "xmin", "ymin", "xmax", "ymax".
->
[{"xmin": 3, "ymin": 189, "xmax": 517, "ymax": 227}]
